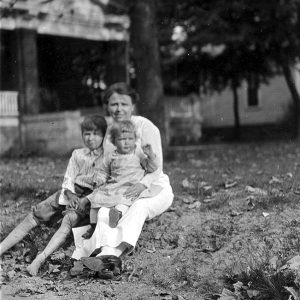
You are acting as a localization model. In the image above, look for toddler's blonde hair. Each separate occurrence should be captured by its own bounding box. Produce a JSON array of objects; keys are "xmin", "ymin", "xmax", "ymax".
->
[{"xmin": 110, "ymin": 120, "xmax": 136, "ymax": 145}]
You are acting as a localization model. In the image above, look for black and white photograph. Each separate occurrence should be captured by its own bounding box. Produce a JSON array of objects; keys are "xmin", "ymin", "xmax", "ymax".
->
[{"xmin": 1, "ymin": 0, "xmax": 300, "ymax": 299}]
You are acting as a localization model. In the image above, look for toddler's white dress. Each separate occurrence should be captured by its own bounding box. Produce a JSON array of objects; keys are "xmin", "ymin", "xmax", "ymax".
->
[{"xmin": 87, "ymin": 149, "xmax": 154, "ymax": 208}]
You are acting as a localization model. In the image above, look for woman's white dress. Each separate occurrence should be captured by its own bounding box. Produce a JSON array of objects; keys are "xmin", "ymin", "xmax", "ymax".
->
[{"xmin": 72, "ymin": 116, "xmax": 174, "ymax": 259}]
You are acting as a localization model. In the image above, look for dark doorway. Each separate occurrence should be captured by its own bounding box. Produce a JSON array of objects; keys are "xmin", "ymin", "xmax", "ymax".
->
[{"xmin": 37, "ymin": 35, "xmax": 108, "ymax": 112}]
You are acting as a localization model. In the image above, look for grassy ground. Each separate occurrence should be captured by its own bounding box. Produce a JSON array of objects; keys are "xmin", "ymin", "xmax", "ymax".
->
[{"xmin": 1, "ymin": 141, "xmax": 300, "ymax": 299}]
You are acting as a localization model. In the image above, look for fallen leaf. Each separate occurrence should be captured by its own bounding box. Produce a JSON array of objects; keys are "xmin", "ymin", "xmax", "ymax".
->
[
  {"xmin": 48, "ymin": 263, "xmax": 60, "ymax": 274},
  {"xmin": 281, "ymin": 255, "xmax": 300, "ymax": 271},
  {"xmin": 203, "ymin": 198, "xmax": 215, "ymax": 203},
  {"xmin": 70, "ymin": 261, "xmax": 84, "ymax": 277},
  {"xmin": 270, "ymin": 188, "xmax": 284, "ymax": 197},
  {"xmin": 246, "ymin": 196, "xmax": 256, "ymax": 210},
  {"xmin": 245, "ymin": 186, "xmax": 267, "ymax": 196},
  {"xmin": 269, "ymin": 255, "xmax": 280, "ymax": 269},
  {"xmin": 269, "ymin": 176, "xmax": 283, "ymax": 184},
  {"xmin": 189, "ymin": 159, "xmax": 204, "ymax": 167},
  {"xmin": 230, "ymin": 210, "xmax": 243, "ymax": 217},
  {"xmin": 154, "ymin": 232, "xmax": 163, "ymax": 240},
  {"xmin": 201, "ymin": 185, "xmax": 213, "ymax": 196},
  {"xmin": 176, "ymin": 195, "xmax": 196, "ymax": 204},
  {"xmin": 7, "ymin": 270, "xmax": 16, "ymax": 279},
  {"xmin": 225, "ymin": 181, "xmax": 237, "ymax": 189},
  {"xmin": 246, "ymin": 289, "xmax": 260, "ymax": 298},
  {"xmin": 284, "ymin": 286, "xmax": 300, "ymax": 300},
  {"xmin": 51, "ymin": 251, "xmax": 65, "ymax": 261},
  {"xmin": 188, "ymin": 201, "xmax": 202, "ymax": 209},
  {"xmin": 218, "ymin": 288, "xmax": 238, "ymax": 300},
  {"xmin": 182, "ymin": 178, "xmax": 191, "ymax": 188},
  {"xmin": 3, "ymin": 200, "xmax": 14, "ymax": 207},
  {"xmin": 146, "ymin": 249, "xmax": 156, "ymax": 253},
  {"xmin": 18, "ymin": 292, "xmax": 32, "ymax": 297}
]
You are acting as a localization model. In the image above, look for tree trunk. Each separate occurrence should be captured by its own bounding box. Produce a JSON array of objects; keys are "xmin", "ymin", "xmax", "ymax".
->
[
  {"xmin": 232, "ymin": 82, "xmax": 240, "ymax": 140},
  {"xmin": 129, "ymin": 0, "xmax": 167, "ymax": 148},
  {"xmin": 281, "ymin": 61, "xmax": 300, "ymax": 139}
]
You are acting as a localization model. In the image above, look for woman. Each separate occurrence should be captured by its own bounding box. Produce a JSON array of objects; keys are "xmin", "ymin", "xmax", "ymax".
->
[{"xmin": 72, "ymin": 82, "xmax": 174, "ymax": 278}]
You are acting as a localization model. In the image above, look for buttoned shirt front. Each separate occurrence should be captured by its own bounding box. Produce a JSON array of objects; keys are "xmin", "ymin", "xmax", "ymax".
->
[{"xmin": 58, "ymin": 147, "xmax": 104, "ymax": 205}]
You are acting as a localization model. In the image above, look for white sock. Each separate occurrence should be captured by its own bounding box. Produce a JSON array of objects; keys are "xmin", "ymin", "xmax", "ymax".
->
[{"xmin": 97, "ymin": 243, "xmax": 127, "ymax": 257}]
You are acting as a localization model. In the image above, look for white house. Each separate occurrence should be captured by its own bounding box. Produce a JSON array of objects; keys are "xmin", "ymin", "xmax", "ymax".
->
[{"xmin": 201, "ymin": 66, "xmax": 300, "ymax": 128}]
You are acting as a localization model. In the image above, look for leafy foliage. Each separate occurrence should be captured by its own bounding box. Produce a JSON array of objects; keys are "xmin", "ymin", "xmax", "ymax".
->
[{"xmin": 159, "ymin": 0, "xmax": 300, "ymax": 95}]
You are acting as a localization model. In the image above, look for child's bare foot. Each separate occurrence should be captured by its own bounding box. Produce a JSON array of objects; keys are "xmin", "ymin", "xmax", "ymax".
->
[
  {"xmin": 109, "ymin": 208, "xmax": 122, "ymax": 228},
  {"xmin": 27, "ymin": 253, "xmax": 45, "ymax": 276},
  {"xmin": 82, "ymin": 224, "xmax": 96, "ymax": 239}
]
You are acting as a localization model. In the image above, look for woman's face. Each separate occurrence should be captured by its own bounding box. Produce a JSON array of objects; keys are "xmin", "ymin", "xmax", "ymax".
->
[{"xmin": 107, "ymin": 92, "xmax": 135, "ymax": 122}]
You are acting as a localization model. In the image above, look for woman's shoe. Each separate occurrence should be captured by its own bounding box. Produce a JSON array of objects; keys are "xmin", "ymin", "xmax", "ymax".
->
[
  {"xmin": 81, "ymin": 255, "xmax": 122, "ymax": 278},
  {"xmin": 97, "ymin": 269, "xmax": 114, "ymax": 279},
  {"xmin": 81, "ymin": 256, "xmax": 114, "ymax": 272},
  {"xmin": 104, "ymin": 255, "xmax": 122, "ymax": 274}
]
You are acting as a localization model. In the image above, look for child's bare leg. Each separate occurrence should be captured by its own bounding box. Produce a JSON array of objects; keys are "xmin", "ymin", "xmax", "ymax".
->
[
  {"xmin": 27, "ymin": 211, "xmax": 80, "ymax": 276},
  {"xmin": 109, "ymin": 205, "xmax": 129, "ymax": 228},
  {"xmin": 0, "ymin": 191, "xmax": 62, "ymax": 256},
  {"xmin": 0, "ymin": 214, "xmax": 38, "ymax": 256},
  {"xmin": 82, "ymin": 208, "xmax": 99, "ymax": 239}
]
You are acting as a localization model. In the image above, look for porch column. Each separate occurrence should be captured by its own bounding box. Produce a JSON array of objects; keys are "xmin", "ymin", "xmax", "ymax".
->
[{"xmin": 15, "ymin": 29, "xmax": 40, "ymax": 115}]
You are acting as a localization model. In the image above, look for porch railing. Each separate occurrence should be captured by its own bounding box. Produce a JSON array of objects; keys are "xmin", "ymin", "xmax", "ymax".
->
[{"xmin": 0, "ymin": 91, "xmax": 19, "ymax": 116}]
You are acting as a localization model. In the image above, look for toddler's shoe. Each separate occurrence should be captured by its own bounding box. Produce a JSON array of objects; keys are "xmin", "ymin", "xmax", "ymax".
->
[{"xmin": 109, "ymin": 208, "xmax": 122, "ymax": 228}]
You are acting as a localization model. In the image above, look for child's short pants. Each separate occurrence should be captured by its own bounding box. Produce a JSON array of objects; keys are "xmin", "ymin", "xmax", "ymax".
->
[{"xmin": 32, "ymin": 184, "xmax": 92, "ymax": 223}]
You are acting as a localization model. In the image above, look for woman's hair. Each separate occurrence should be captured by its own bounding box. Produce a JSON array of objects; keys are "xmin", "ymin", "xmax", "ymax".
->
[
  {"xmin": 110, "ymin": 120, "xmax": 136, "ymax": 145},
  {"xmin": 81, "ymin": 114, "xmax": 107, "ymax": 136},
  {"xmin": 103, "ymin": 82, "xmax": 139, "ymax": 105}
]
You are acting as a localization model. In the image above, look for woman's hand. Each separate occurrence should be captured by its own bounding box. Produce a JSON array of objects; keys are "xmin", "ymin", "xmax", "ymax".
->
[{"xmin": 124, "ymin": 183, "xmax": 147, "ymax": 200}]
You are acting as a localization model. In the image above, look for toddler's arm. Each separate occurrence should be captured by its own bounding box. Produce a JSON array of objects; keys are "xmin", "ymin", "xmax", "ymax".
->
[{"xmin": 141, "ymin": 144, "xmax": 159, "ymax": 173}]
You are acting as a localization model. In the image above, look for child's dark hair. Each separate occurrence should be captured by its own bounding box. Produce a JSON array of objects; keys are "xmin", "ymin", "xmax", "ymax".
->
[
  {"xmin": 81, "ymin": 114, "xmax": 107, "ymax": 136},
  {"xmin": 110, "ymin": 120, "xmax": 136, "ymax": 145}
]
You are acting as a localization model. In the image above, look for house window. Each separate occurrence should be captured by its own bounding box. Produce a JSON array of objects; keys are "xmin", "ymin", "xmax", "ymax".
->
[{"xmin": 247, "ymin": 74, "xmax": 260, "ymax": 107}]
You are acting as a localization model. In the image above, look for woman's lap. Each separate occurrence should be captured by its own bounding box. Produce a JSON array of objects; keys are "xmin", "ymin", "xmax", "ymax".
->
[{"xmin": 71, "ymin": 184, "xmax": 174, "ymax": 259}]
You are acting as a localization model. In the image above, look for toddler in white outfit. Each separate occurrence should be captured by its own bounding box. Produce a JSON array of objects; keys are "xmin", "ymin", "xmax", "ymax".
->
[{"xmin": 81, "ymin": 120, "xmax": 158, "ymax": 238}]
